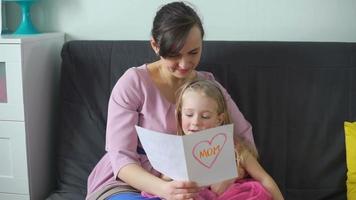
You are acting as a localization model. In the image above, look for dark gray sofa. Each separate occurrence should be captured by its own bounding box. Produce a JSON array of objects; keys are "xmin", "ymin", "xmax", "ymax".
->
[{"xmin": 47, "ymin": 40, "xmax": 356, "ymax": 200}]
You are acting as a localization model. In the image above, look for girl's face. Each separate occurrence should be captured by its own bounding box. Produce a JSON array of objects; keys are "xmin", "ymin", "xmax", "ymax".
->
[
  {"xmin": 158, "ymin": 26, "xmax": 202, "ymax": 79},
  {"xmin": 181, "ymin": 90, "xmax": 224, "ymax": 135}
]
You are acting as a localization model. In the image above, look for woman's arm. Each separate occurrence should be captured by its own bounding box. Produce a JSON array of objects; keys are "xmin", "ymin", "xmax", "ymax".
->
[
  {"xmin": 119, "ymin": 164, "xmax": 199, "ymax": 200},
  {"xmin": 242, "ymin": 151, "xmax": 284, "ymax": 200}
]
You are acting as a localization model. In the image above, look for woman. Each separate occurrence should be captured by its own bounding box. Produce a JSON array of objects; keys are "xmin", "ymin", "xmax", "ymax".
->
[{"xmin": 86, "ymin": 2, "xmax": 256, "ymax": 200}]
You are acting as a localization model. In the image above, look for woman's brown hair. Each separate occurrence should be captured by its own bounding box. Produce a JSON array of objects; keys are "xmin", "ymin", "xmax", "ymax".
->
[{"xmin": 151, "ymin": 1, "xmax": 204, "ymax": 58}]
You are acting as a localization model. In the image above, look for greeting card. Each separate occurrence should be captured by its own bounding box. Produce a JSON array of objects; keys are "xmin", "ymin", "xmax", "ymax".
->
[{"xmin": 135, "ymin": 124, "xmax": 237, "ymax": 186}]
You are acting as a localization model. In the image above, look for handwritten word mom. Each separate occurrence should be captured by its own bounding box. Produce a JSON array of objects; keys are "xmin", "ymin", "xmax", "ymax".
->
[{"xmin": 199, "ymin": 145, "xmax": 221, "ymax": 158}]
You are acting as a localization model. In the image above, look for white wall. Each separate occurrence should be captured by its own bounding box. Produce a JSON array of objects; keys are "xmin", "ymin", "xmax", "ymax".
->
[{"xmin": 6, "ymin": 0, "xmax": 356, "ymax": 42}]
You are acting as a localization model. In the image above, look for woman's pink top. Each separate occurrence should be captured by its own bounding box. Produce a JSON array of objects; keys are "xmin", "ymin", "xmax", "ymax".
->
[{"xmin": 86, "ymin": 64, "xmax": 255, "ymax": 198}]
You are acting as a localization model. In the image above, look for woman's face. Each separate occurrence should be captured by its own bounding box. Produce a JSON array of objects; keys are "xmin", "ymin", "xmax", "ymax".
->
[
  {"xmin": 159, "ymin": 26, "xmax": 203, "ymax": 79},
  {"xmin": 181, "ymin": 90, "xmax": 224, "ymax": 135}
]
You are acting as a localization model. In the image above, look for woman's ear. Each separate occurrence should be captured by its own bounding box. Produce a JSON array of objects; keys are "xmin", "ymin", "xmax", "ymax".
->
[{"xmin": 150, "ymin": 38, "xmax": 160, "ymax": 56}]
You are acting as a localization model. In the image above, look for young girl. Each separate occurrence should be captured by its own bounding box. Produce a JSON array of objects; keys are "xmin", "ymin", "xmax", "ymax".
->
[{"xmin": 174, "ymin": 79, "xmax": 284, "ymax": 200}]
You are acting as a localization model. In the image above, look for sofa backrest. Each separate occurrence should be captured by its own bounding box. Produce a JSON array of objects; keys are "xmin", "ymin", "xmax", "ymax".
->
[{"xmin": 49, "ymin": 40, "xmax": 356, "ymax": 200}]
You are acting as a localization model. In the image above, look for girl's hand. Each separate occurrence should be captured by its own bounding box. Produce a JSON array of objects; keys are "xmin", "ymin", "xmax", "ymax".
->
[
  {"xmin": 210, "ymin": 178, "xmax": 236, "ymax": 196},
  {"xmin": 237, "ymin": 164, "xmax": 247, "ymax": 179},
  {"xmin": 160, "ymin": 180, "xmax": 200, "ymax": 200}
]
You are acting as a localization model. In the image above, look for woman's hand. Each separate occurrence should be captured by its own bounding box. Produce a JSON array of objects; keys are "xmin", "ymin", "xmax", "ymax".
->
[
  {"xmin": 159, "ymin": 180, "xmax": 200, "ymax": 200},
  {"xmin": 210, "ymin": 178, "xmax": 236, "ymax": 196}
]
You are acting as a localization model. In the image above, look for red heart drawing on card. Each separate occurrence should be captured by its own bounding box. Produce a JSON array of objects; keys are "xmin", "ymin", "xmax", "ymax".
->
[{"xmin": 192, "ymin": 133, "xmax": 227, "ymax": 169}]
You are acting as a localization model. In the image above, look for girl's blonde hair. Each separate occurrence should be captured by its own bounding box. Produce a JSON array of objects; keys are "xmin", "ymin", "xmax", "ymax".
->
[{"xmin": 175, "ymin": 79, "xmax": 258, "ymax": 158}]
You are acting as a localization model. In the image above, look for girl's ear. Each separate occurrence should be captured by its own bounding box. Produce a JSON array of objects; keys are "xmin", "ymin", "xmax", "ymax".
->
[
  {"xmin": 217, "ymin": 113, "xmax": 225, "ymax": 125},
  {"xmin": 150, "ymin": 38, "xmax": 160, "ymax": 55}
]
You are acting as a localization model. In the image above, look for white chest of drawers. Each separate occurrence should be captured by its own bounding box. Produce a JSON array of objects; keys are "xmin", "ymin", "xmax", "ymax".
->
[{"xmin": 0, "ymin": 33, "xmax": 64, "ymax": 200}]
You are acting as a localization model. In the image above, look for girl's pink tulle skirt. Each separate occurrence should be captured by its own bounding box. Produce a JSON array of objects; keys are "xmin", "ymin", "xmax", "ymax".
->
[{"xmin": 142, "ymin": 179, "xmax": 272, "ymax": 200}]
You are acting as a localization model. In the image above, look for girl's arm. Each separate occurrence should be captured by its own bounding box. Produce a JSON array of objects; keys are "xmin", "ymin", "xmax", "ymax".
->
[
  {"xmin": 118, "ymin": 163, "xmax": 200, "ymax": 200},
  {"xmin": 242, "ymin": 151, "xmax": 284, "ymax": 200}
]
